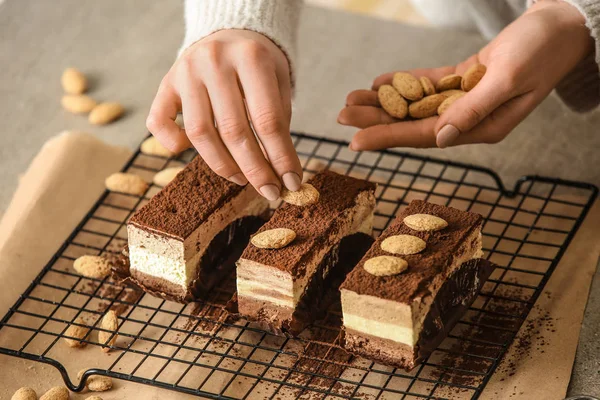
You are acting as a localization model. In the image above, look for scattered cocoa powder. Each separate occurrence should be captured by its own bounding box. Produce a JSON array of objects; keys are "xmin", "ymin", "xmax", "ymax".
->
[{"xmin": 430, "ymin": 286, "xmax": 555, "ymax": 398}]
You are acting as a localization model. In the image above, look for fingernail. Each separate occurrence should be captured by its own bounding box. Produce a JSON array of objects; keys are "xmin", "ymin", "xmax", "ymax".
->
[
  {"xmin": 348, "ymin": 142, "xmax": 356, "ymax": 151},
  {"xmin": 260, "ymin": 184, "xmax": 280, "ymax": 201},
  {"xmin": 228, "ymin": 173, "xmax": 248, "ymax": 186},
  {"xmin": 436, "ymin": 124, "xmax": 460, "ymax": 148},
  {"xmin": 282, "ymin": 172, "xmax": 302, "ymax": 191}
]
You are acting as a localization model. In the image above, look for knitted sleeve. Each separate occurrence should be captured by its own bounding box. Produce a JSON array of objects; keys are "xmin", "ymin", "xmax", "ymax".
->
[
  {"xmin": 180, "ymin": 0, "xmax": 303, "ymax": 83},
  {"xmin": 530, "ymin": 0, "xmax": 600, "ymax": 112}
]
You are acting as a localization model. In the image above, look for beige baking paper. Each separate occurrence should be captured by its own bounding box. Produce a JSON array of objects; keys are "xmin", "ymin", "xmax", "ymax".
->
[{"xmin": 0, "ymin": 134, "xmax": 597, "ymax": 399}]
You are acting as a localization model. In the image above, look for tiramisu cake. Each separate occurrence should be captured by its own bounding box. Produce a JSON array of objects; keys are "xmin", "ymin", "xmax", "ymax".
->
[
  {"xmin": 236, "ymin": 171, "xmax": 376, "ymax": 334},
  {"xmin": 340, "ymin": 200, "xmax": 493, "ymax": 370},
  {"xmin": 124, "ymin": 156, "xmax": 269, "ymax": 302}
]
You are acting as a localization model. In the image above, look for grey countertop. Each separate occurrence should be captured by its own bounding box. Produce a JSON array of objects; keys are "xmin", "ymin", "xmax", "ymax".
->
[{"xmin": 0, "ymin": 0, "xmax": 598, "ymax": 396}]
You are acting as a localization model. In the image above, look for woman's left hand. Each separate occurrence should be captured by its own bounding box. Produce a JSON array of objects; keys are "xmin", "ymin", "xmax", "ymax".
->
[{"xmin": 338, "ymin": 0, "xmax": 593, "ymax": 150}]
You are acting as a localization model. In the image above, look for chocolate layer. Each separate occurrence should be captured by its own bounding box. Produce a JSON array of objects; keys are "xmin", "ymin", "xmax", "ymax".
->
[
  {"xmin": 240, "ymin": 171, "xmax": 376, "ymax": 278},
  {"xmin": 128, "ymin": 156, "xmax": 244, "ymax": 240},
  {"xmin": 344, "ymin": 258, "xmax": 495, "ymax": 370},
  {"xmin": 115, "ymin": 216, "xmax": 266, "ymax": 303},
  {"xmin": 340, "ymin": 200, "xmax": 483, "ymax": 303}
]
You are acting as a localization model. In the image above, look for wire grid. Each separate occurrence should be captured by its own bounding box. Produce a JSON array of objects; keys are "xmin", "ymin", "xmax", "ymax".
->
[{"xmin": 0, "ymin": 132, "xmax": 596, "ymax": 399}]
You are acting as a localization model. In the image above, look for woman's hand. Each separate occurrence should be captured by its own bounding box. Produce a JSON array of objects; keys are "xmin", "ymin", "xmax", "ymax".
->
[
  {"xmin": 146, "ymin": 29, "xmax": 302, "ymax": 200},
  {"xmin": 338, "ymin": 1, "xmax": 593, "ymax": 150}
]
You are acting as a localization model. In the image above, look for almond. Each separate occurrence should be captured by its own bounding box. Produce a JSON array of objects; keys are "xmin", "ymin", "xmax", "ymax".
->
[
  {"xmin": 85, "ymin": 397, "xmax": 104, "ymax": 400},
  {"xmin": 419, "ymin": 76, "xmax": 436, "ymax": 96},
  {"xmin": 11, "ymin": 387, "xmax": 37, "ymax": 400},
  {"xmin": 251, "ymin": 228, "xmax": 296, "ymax": 249},
  {"xmin": 440, "ymin": 89, "xmax": 465, "ymax": 98},
  {"xmin": 435, "ymin": 74, "xmax": 462, "ymax": 92},
  {"xmin": 40, "ymin": 386, "xmax": 69, "ymax": 400},
  {"xmin": 73, "ymin": 255, "xmax": 111, "ymax": 279},
  {"xmin": 78, "ymin": 369, "xmax": 113, "ymax": 392},
  {"xmin": 105, "ymin": 172, "xmax": 148, "ymax": 196},
  {"xmin": 363, "ymin": 256, "xmax": 408, "ymax": 277},
  {"xmin": 377, "ymin": 85, "xmax": 407, "ymax": 119},
  {"xmin": 437, "ymin": 92, "xmax": 466, "ymax": 115},
  {"xmin": 408, "ymin": 94, "xmax": 446, "ymax": 119},
  {"xmin": 153, "ymin": 167, "xmax": 183, "ymax": 187},
  {"xmin": 280, "ymin": 183, "xmax": 320, "ymax": 206},
  {"xmin": 89, "ymin": 102, "xmax": 124, "ymax": 125},
  {"xmin": 61, "ymin": 67, "xmax": 87, "ymax": 94},
  {"xmin": 99, "ymin": 310, "xmax": 118, "ymax": 353},
  {"xmin": 392, "ymin": 72, "xmax": 423, "ymax": 101},
  {"xmin": 61, "ymin": 94, "xmax": 97, "ymax": 114},
  {"xmin": 404, "ymin": 213, "xmax": 448, "ymax": 232},
  {"xmin": 462, "ymin": 63, "xmax": 487, "ymax": 91},
  {"xmin": 87, "ymin": 376, "xmax": 112, "ymax": 392},
  {"xmin": 140, "ymin": 136, "xmax": 175, "ymax": 157},
  {"xmin": 381, "ymin": 235, "xmax": 426, "ymax": 255},
  {"xmin": 64, "ymin": 317, "xmax": 90, "ymax": 347}
]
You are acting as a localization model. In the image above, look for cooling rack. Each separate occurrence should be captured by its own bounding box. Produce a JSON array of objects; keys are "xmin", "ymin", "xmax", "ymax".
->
[{"xmin": 0, "ymin": 132, "xmax": 596, "ymax": 399}]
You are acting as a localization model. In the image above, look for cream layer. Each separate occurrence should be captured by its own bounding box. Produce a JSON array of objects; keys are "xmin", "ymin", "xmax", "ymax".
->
[
  {"xmin": 341, "ymin": 229, "xmax": 482, "ymax": 347},
  {"xmin": 128, "ymin": 186, "xmax": 268, "ymax": 290}
]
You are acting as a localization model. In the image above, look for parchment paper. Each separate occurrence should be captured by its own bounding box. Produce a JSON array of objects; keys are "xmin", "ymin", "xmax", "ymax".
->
[{"xmin": 0, "ymin": 133, "xmax": 597, "ymax": 399}]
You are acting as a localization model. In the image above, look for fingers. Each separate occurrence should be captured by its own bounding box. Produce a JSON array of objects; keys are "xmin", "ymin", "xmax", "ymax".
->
[
  {"xmin": 146, "ymin": 82, "xmax": 192, "ymax": 153},
  {"xmin": 338, "ymin": 105, "xmax": 397, "ymax": 129},
  {"xmin": 205, "ymin": 66, "xmax": 281, "ymax": 200},
  {"xmin": 351, "ymin": 118, "xmax": 438, "ymax": 151},
  {"xmin": 236, "ymin": 48, "xmax": 302, "ymax": 191},
  {"xmin": 434, "ymin": 68, "xmax": 516, "ymax": 147},
  {"xmin": 179, "ymin": 82, "xmax": 246, "ymax": 185},
  {"xmin": 350, "ymin": 91, "xmax": 537, "ymax": 151},
  {"xmin": 448, "ymin": 91, "xmax": 537, "ymax": 145},
  {"xmin": 346, "ymin": 90, "xmax": 379, "ymax": 107},
  {"xmin": 274, "ymin": 51, "xmax": 293, "ymax": 123}
]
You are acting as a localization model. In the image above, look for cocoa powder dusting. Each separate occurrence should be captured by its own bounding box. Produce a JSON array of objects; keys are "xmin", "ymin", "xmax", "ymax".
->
[{"xmin": 128, "ymin": 156, "xmax": 244, "ymax": 240}]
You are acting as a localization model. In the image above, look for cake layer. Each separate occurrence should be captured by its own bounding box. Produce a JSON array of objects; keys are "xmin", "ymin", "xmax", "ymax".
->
[
  {"xmin": 340, "ymin": 200, "xmax": 484, "ymax": 368},
  {"xmin": 126, "ymin": 156, "xmax": 269, "ymax": 302},
  {"xmin": 117, "ymin": 216, "xmax": 267, "ymax": 302},
  {"xmin": 344, "ymin": 258, "xmax": 494, "ymax": 370},
  {"xmin": 236, "ymin": 171, "xmax": 376, "ymax": 333}
]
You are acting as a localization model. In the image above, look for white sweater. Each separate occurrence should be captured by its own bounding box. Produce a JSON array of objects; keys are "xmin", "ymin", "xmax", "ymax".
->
[{"xmin": 181, "ymin": 0, "xmax": 600, "ymax": 112}]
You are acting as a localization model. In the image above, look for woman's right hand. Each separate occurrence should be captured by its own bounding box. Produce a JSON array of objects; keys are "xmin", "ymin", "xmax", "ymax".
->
[{"xmin": 146, "ymin": 29, "xmax": 302, "ymax": 200}]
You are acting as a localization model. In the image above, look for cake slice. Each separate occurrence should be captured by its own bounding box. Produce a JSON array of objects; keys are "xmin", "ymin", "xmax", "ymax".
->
[
  {"xmin": 125, "ymin": 156, "xmax": 269, "ymax": 303},
  {"xmin": 340, "ymin": 200, "xmax": 492, "ymax": 370},
  {"xmin": 236, "ymin": 170, "xmax": 377, "ymax": 334}
]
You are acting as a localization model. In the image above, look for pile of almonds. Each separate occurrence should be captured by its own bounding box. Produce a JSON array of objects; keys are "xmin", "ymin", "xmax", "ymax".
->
[
  {"xmin": 60, "ymin": 67, "xmax": 124, "ymax": 125},
  {"xmin": 102, "ymin": 136, "xmax": 184, "ymax": 196},
  {"xmin": 378, "ymin": 64, "xmax": 486, "ymax": 120}
]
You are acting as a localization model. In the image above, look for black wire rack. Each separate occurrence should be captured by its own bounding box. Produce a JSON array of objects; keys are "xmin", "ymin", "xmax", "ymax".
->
[{"xmin": 0, "ymin": 132, "xmax": 597, "ymax": 399}]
